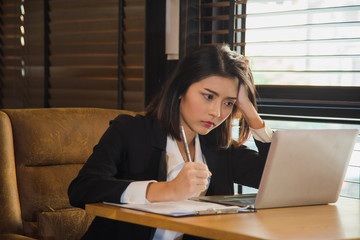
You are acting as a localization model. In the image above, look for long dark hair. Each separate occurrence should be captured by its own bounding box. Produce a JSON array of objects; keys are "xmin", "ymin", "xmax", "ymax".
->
[{"xmin": 146, "ymin": 45, "xmax": 257, "ymax": 148}]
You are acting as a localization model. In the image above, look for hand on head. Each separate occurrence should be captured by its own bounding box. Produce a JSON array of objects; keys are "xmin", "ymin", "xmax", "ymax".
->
[{"xmin": 236, "ymin": 84, "xmax": 252, "ymax": 111}]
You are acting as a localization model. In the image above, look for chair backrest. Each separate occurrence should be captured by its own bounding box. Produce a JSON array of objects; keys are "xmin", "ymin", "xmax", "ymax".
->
[{"xmin": 0, "ymin": 108, "xmax": 135, "ymax": 239}]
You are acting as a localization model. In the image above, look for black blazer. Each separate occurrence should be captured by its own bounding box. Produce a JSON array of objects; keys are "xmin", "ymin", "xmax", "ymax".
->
[{"xmin": 68, "ymin": 114, "xmax": 270, "ymax": 240}]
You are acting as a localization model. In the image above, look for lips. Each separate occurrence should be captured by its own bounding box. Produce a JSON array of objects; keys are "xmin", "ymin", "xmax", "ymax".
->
[{"xmin": 202, "ymin": 121, "xmax": 215, "ymax": 128}]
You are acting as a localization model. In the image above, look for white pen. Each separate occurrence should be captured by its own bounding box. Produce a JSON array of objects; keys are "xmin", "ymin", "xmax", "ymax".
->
[{"xmin": 180, "ymin": 125, "xmax": 192, "ymax": 162}]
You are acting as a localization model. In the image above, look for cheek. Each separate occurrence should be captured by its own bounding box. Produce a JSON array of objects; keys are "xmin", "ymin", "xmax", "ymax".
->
[
  {"xmin": 181, "ymin": 100, "xmax": 199, "ymax": 121},
  {"xmin": 188, "ymin": 98, "xmax": 206, "ymax": 115},
  {"xmin": 220, "ymin": 107, "xmax": 233, "ymax": 121},
  {"xmin": 183, "ymin": 95, "xmax": 206, "ymax": 115}
]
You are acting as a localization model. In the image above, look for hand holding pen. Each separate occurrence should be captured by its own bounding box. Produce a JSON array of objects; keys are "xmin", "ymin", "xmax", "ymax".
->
[
  {"xmin": 168, "ymin": 126, "xmax": 212, "ymax": 200},
  {"xmin": 146, "ymin": 126, "xmax": 212, "ymax": 202}
]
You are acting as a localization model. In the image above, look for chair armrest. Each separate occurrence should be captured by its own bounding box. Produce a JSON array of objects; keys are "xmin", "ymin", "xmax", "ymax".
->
[{"xmin": 0, "ymin": 233, "xmax": 36, "ymax": 240}]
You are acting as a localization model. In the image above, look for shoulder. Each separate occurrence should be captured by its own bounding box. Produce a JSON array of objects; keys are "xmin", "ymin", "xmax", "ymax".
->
[
  {"xmin": 110, "ymin": 114, "xmax": 166, "ymax": 145},
  {"xmin": 110, "ymin": 114, "xmax": 152, "ymax": 133},
  {"xmin": 112, "ymin": 113, "xmax": 146, "ymax": 125}
]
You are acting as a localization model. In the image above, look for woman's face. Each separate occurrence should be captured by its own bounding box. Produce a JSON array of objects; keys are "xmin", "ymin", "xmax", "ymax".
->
[{"xmin": 180, "ymin": 75, "xmax": 238, "ymax": 138}]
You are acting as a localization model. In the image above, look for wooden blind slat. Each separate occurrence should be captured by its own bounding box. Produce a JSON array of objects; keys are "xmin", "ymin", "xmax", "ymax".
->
[
  {"xmin": 2, "ymin": 57, "xmax": 22, "ymax": 67},
  {"xmin": 201, "ymin": 2, "xmax": 231, "ymax": 8},
  {"xmin": 23, "ymin": 13, "xmax": 44, "ymax": 24},
  {"xmin": 124, "ymin": 55, "xmax": 144, "ymax": 66},
  {"xmin": 201, "ymin": 29, "xmax": 230, "ymax": 35},
  {"xmin": 234, "ymin": 42, "xmax": 246, "ymax": 47},
  {"xmin": 49, "ymin": 0, "xmax": 118, "ymax": 9},
  {"xmin": 201, "ymin": 14, "xmax": 245, "ymax": 21},
  {"xmin": 49, "ymin": 8, "xmax": 118, "ymax": 21},
  {"xmin": 124, "ymin": 5, "xmax": 146, "ymax": 15},
  {"xmin": 201, "ymin": 1, "xmax": 246, "ymax": 8},
  {"xmin": 2, "ymin": 27, "xmax": 21, "ymax": 36},
  {"xmin": 122, "ymin": 102, "xmax": 144, "ymax": 112},
  {"xmin": 123, "ymin": 19, "xmax": 145, "ymax": 30},
  {"xmin": 234, "ymin": 28, "xmax": 246, "ymax": 33},
  {"xmin": 50, "ymin": 78, "xmax": 117, "ymax": 89},
  {"xmin": 49, "ymin": 67, "xmax": 118, "ymax": 78},
  {"xmin": 50, "ymin": 45, "xmax": 118, "ymax": 55},
  {"xmin": 49, "ymin": 89, "xmax": 118, "ymax": 100},
  {"xmin": 50, "ymin": 32, "xmax": 118, "ymax": 45},
  {"xmin": 3, "ymin": 46, "xmax": 44, "ymax": 56},
  {"xmin": 49, "ymin": 20, "xmax": 118, "ymax": 33},
  {"xmin": 1, "ymin": 4, "xmax": 21, "ymax": 15},
  {"xmin": 23, "ymin": 56, "xmax": 44, "ymax": 66},
  {"xmin": 123, "ymin": 67, "xmax": 144, "ymax": 79},
  {"xmin": 50, "ymin": 56, "xmax": 118, "ymax": 66},
  {"xmin": 123, "ymin": 91, "xmax": 144, "ymax": 102},
  {"xmin": 1, "ymin": 38, "xmax": 21, "ymax": 46},
  {"xmin": 2, "ymin": 16, "xmax": 22, "ymax": 25},
  {"xmin": 23, "ymin": 0, "xmax": 45, "ymax": 13},
  {"xmin": 123, "ymin": 80, "xmax": 143, "ymax": 91},
  {"xmin": 124, "ymin": 30, "xmax": 145, "ymax": 42},
  {"xmin": 49, "ymin": 99, "xmax": 118, "ymax": 109},
  {"xmin": 3, "ymin": 68, "xmax": 44, "ymax": 79},
  {"xmin": 201, "ymin": 15, "xmax": 230, "ymax": 21},
  {"xmin": 125, "ymin": 0, "xmax": 146, "ymax": 7},
  {"xmin": 123, "ymin": 43, "xmax": 145, "ymax": 55}
]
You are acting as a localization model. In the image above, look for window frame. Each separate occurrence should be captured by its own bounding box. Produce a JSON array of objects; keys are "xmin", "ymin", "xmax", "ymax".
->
[{"xmin": 183, "ymin": 0, "xmax": 360, "ymax": 124}]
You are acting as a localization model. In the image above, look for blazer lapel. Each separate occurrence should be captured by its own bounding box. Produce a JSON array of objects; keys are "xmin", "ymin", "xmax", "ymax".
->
[
  {"xmin": 157, "ymin": 151, "xmax": 167, "ymax": 181},
  {"xmin": 148, "ymin": 118, "xmax": 168, "ymax": 182}
]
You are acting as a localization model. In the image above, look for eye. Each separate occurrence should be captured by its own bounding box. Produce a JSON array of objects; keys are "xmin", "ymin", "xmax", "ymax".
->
[
  {"xmin": 203, "ymin": 94, "xmax": 213, "ymax": 100},
  {"xmin": 224, "ymin": 101, "xmax": 235, "ymax": 107}
]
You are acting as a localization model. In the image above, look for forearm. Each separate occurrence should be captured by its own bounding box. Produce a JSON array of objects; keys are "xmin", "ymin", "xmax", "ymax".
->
[
  {"xmin": 236, "ymin": 84, "xmax": 264, "ymax": 130},
  {"xmin": 146, "ymin": 181, "xmax": 177, "ymax": 202},
  {"xmin": 239, "ymin": 102, "xmax": 264, "ymax": 130}
]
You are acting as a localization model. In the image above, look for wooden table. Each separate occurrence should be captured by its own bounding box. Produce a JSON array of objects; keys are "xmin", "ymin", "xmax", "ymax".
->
[{"xmin": 85, "ymin": 197, "xmax": 360, "ymax": 240}]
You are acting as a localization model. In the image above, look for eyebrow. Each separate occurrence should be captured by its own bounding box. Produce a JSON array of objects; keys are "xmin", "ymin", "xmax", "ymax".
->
[{"xmin": 204, "ymin": 88, "xmax": 237, "ymax": 101}]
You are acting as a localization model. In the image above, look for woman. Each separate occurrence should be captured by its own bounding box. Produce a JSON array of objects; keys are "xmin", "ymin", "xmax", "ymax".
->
[{"xmin": 68, "ymin": 45, "xmax": 272, "ymax": 240}]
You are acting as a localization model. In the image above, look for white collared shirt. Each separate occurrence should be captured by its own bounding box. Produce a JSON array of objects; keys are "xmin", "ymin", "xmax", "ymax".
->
[{"xmin": 153, "ymin": 134, "xmax": 206, "ymax": 240}]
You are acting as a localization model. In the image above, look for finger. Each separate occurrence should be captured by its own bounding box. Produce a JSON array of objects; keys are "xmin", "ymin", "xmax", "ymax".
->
[
  {"xmin": 192, "ymin": 162, "xmax": 207, "ymax": 169},
  {"xmin": 195, "ymin": 178, "xmax": 209, "ymax": 186},
  {"xmin": 191, "ymin": 162, "xmax": 212, "ymax": 178},
  {"xmin": 241, "ymin": 56, "xmax": 249, "ymax": 65},
  {"xmin": 193, "ymin": 169, "xmax": 210, "ymax": 178},
  {"xmin": 192, "ymin": 162, "xmax": 211, "ymax": 173}
]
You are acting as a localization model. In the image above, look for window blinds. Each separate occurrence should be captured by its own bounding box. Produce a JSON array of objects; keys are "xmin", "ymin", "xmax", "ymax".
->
[
  {"xmin": 244, "ymin": 0, "xmax": 360, "ymax": 120},
  {"xmin": 1, "ymin": 0, "xmax": 45, "ymax": 108},
  {"xmin": 48, "ymin": 0, "xmax": 119, "ymax": 108},
  {"xmin": 1, "ymin": 0, "xmax": 145, "ymax": 111},
  {"xmin": 199, "ymin": 0, "xmax": 247, "ymax": 52}
]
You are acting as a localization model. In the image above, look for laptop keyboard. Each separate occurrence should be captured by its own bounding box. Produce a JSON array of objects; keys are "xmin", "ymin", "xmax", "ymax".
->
[{"xmin": 223, "ymin": 198, "xmax": 256, "ymax": 205}]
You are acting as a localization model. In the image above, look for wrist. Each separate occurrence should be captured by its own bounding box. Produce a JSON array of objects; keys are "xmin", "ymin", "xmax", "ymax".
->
[{"xmin": 146, "ymin": 181, "xmax": 177, "ymax": 203}]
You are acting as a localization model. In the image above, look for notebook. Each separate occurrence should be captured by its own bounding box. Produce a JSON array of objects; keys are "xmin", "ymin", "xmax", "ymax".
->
[
  {"xmin": 103, "ymin": 199, "xmax": 256, "ymax": 217},
  {"xmin": 198, "ymin": 128, "xmax": 359, "ymax": 209}
]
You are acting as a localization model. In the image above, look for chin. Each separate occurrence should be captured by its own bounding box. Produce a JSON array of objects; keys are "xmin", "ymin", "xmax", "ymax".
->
[{"xmin": 197, "ymin": 128, "xmax": 213, "ymax": 136}]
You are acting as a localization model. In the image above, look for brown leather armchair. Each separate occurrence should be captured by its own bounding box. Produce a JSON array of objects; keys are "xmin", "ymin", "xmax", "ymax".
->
[{"xmin": 0, "ymin": 108, "xmax": 136, "ymax": 240}]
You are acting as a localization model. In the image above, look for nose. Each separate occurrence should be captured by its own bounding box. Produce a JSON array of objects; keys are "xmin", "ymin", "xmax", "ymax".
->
[{"xmin": 209, "ymin": 101, "xmax": 221, "ymax": 118}]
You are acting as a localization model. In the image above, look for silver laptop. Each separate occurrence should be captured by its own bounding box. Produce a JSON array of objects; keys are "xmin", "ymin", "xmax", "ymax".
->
[{"xmin": 198, "ymin": 129, "xmax": 359, "ymax": 209}]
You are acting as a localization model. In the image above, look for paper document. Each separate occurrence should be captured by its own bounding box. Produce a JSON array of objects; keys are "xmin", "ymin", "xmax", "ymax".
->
[{"xmin": 103, "ymin": 200, "xmax": 255, "ymax": 217}]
